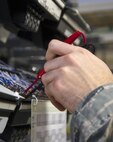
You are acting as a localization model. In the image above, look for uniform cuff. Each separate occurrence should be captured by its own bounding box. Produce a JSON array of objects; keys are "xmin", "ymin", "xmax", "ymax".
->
[{"xmin": 71, "ymin": 83, "xmax": 113, "ymax": 141}]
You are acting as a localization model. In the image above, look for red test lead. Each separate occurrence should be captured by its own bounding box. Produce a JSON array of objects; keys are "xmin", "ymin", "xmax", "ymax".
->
[{"xmin": 24, "ymin": 30, "xmax": 87, "ymax": 97}]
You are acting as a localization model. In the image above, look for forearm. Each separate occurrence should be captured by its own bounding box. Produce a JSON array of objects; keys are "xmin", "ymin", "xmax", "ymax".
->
[{"xmin": 71, "ymin": 83, "xmax": 113, "ymax": 142}]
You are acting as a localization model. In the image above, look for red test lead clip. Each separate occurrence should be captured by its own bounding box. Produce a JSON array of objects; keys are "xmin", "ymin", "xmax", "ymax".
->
[{"xmin": 24, "ymin": 31, "xmax": 87, "ymax": 97}]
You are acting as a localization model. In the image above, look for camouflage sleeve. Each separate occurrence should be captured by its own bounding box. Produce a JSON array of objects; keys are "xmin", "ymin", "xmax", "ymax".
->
[{"xmin": 71, "ymin": 83, "xmax": 113, "ymax": 142}]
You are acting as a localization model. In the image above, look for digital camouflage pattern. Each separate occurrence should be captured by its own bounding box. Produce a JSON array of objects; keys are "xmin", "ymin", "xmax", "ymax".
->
[{"xmin": 71, "ymin": 83, "xmax": 113, "ymax": 142}]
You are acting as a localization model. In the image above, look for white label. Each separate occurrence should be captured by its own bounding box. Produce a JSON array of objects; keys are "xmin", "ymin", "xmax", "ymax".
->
[
  {"xmin": 31, "ymin": 100, "xmax": 67, "ymax": 142},
  {"xmin": 0, "ymin": 117, "xmax": 8, "ymax": 134}
]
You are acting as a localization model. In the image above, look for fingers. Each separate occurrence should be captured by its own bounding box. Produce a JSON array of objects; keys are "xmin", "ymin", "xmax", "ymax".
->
[
  {"xmin": 42, "ymin": 68, "xmax": 65, "ymax": 86},
  {"xmin": 42, "ymin": 70, "xmax": 56, "ymax": 86},
  {"xmin": 45, "ymin": 88, "xmax": 65, "ymax": 111},
  {"xmin": 44, "ymin": 55, "xmax": 68, "ymax": 72},
  {"xmin": 46, "ymin": 39, "xmax": 75, "ymax": 60},
  {"xmin": 49, "ymin": 96, "xmax": 65, "ymax": 111}
]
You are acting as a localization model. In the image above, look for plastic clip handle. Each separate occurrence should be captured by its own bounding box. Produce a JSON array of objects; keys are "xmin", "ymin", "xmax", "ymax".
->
[{"xmin": 24, "ymin": 31, "xmax": 86, "ymax": 94}]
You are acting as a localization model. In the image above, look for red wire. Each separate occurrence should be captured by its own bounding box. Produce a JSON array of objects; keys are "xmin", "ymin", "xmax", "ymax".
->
[
  {"xmin": 64, "ymin": 31, "xmax": 86, "ymax": 44},
  {"xmin": 24, "ymin": 69, "xmax": 45, "ymax": 93},
  {"xmin": 24, "ymin": 31, "xmax": 86, "ymax": 94}
]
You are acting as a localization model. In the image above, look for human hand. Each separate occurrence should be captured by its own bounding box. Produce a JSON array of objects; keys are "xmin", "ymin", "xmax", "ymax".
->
[{"xmin": 41, "ymin": 40, "xmax": 113, "ymax": 112}]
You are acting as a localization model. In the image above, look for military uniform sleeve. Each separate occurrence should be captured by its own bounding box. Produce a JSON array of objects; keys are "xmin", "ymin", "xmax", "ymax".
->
[{"xmin": 71, "ymin": 83, "xmax": 113, "ymax": 142}]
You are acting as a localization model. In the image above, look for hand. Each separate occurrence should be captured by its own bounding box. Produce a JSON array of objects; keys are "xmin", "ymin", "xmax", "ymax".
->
[{"xmin": 41, "ymin": 39, "xmax": 113, "ymax": 112}]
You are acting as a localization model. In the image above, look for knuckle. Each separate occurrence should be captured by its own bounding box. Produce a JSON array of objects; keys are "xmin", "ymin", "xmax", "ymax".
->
[
  {"xmin": 44, "ymin": 62, "xmax": 48, "ymax": 72},
  {"xmin": 41, "ymin": 74, "xmax": 46, "ymax": 85},
  {"xmin": 67, "ymin": 53, "xmax": 74, "ymax": 60},
  {"xmin": 64, "ymin": 54, "xmax": 75, "ymax": 64},
  {"xmin": 48, "ymin": 39, "xmax": 56, "ymax": 49},
  {"xmin": 76, "ymin": 47, "xmax": 87, "ymax": 54},
  {"xmin": 57, "ymin": 67, "xmax": 67, "ymax": 76},
  {"xmin": 52, "ymin": 79, "xmax": 61, "ymax": 91}
]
